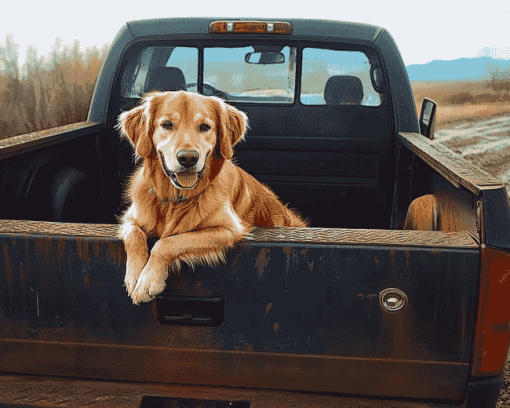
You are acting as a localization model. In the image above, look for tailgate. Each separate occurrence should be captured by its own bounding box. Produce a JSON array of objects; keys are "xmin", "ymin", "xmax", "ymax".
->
[{"xmin": 0, "ymin": 220, "xmax": 479, "ymax": 400}]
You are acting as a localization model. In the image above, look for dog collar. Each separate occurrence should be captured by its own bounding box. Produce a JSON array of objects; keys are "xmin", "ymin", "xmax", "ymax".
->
[{"xmin": 149, "ymin": 186, "xmax": 202, "ymax": 206}]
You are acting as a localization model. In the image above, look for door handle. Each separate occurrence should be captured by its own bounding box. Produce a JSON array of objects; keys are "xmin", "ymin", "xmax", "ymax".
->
[{"xmin": 156, "ymin": 295, "xmax": 224, "ymax": 327}]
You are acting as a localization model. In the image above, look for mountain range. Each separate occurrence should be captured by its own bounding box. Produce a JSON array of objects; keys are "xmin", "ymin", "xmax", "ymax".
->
[{"xmin": 406, "ymin": 57, "xmax": 510, "ymax": 82}]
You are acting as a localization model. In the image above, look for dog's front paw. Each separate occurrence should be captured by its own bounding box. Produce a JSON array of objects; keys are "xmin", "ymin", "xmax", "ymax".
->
[
  {"xmin": 130, "ymin": 257, "xmax": 169, "ymax": 305},
  {"xmin": 124, "ymin": 254, "xmax": 148, "ymax": 296}
]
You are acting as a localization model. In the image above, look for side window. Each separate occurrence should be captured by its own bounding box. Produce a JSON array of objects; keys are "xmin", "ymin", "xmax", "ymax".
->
[
  {"xmin": 121, "ymin": 47, "xmax": 198, "ymax": 98},
  {"xmin": 300, "ymin": 48, "xmax": 382, "ymax": 106}
]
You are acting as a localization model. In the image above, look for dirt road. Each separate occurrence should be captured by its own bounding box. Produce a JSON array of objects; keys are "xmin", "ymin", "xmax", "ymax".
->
[
  {"xmin": 435, "ymin": 114, "xmax": 510, "ymax": 198},
  {"xmin": 435, "ymin": 115, "xmax": 510, "ymax": 408}
]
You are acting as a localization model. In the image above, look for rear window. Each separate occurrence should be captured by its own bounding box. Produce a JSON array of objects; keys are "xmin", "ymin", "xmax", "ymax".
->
[
  {"xmin": 119, "ymin": 45, "xmax": 382, "ymax": 106},
  {"xmin": 301, "ymin": 48, "xmax": 381, "ymax": 106},
  {"xmin": 203, "ymin": 46, "xmax": 296, "ymax": 104}
]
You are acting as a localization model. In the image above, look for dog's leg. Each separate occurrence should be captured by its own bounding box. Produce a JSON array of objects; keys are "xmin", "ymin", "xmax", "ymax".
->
[
  {"xmin": 130, "ymin": 226, "xmax": 247, "ymax": 305},
  {"xmin": 122, "ymin": 224, "xmax": 150, "ymax": 296}
]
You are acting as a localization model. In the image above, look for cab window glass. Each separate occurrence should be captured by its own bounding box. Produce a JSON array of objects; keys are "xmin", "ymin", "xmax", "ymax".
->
[
  {"xmin": 300, "ymin": 48, "xmax": 381, "ymax": 106},
  {"xmin": 121, "ymin": 46, "xmax": 198, "ymax": 98},
  {"xmin": 203, "ymin": 46, "xmax": 296, "ymax": 103}
]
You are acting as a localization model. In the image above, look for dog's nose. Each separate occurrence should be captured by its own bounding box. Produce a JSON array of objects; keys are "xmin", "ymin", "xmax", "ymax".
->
[{"xmin": 177, "ymin": 150, "xmax": 199, "ymax": 168}]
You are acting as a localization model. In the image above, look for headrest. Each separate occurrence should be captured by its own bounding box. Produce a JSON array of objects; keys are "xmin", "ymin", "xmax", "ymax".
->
[
  {"xmin": 324, "ymin": 76, "xmax": 364, "ymax": 105},
  {"xmin": 145, "ymin": 67, "xmax": 186, "ymax": 92}
]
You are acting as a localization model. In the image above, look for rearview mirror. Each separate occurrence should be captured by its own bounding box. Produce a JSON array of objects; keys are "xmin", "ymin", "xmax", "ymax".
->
[
  {"xmin": 245, "ymin": 52, "xmax": 285, "ymax": 64},
  {"xmin": 420, "ymin": 98, "xmax": 437, "ymax": 140}
]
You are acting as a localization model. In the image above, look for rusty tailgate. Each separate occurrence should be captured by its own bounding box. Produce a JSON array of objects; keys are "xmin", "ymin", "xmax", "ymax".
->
[{"xmin": 0, "ymin": 220, "xmax": 479, "ymax": 400}]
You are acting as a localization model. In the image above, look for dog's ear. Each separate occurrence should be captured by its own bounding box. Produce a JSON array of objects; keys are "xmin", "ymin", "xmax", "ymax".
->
[
  {"xmin": 216, "ymin": 100, "xmax": 248, "ymax": 160},
  {"xmin": 116, "ymin": 94, "xmax": 158, "ymax": 158}
]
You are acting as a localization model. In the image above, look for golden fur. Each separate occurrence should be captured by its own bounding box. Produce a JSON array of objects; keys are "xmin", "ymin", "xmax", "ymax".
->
[{"xmin": 117, "ymin": 90, "xmax": 307, "ymax": 305}]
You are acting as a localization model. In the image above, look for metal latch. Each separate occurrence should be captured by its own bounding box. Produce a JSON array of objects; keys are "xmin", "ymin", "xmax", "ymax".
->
[{"xmin": 379, "ymin": 288, "xmax": 408, "ymax": 313}]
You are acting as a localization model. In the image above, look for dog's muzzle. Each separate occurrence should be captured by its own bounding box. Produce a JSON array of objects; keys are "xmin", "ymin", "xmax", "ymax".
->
[{"xmin": 159, "ymin": 151, "xmax": 207, "ymax": 189}]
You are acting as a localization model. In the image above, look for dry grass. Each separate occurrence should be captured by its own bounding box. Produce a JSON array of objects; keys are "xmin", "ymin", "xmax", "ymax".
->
[
  {"xmin": 0, "ymin": 36, "xmax": 109, "ymax": 140},
  {"xmin": 412, "ymin": 80, "xmax": 510, "ymax": 129}
]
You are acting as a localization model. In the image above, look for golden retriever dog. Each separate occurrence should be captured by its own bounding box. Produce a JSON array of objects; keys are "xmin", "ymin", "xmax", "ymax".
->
[{"xmin": 117, "ymin": 90, "xmax": 308, "ymax": 305}]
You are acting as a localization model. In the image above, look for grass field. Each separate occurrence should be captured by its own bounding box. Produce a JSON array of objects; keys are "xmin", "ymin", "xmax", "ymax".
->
[{"xmin": 412, "ymin": 79, "xmax": 510, "ymax": 128}]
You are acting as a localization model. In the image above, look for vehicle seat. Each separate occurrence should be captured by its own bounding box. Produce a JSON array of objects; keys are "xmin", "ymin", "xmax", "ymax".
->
[
  {"xmin": 145, "ymin": 67, "xmax": 186, "ymax": 93},
  {"xmin": 324, "ymin": 75, "xmax": 364, "ymax": 105}
]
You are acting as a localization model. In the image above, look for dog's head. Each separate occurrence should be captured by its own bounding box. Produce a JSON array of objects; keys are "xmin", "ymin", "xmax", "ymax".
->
[{"xmin": 116, "ymin": 90, "xmax": 248, "ymax": 189}]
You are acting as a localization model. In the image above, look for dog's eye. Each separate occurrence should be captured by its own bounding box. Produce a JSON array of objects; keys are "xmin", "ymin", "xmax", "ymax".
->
[
  {"xmin": 162, "ymin": 121, "xmax": 174, "ymax": 130},
  {"xmin": 199, "ymin": 123, "xmax": 211, "ymax": 133}
]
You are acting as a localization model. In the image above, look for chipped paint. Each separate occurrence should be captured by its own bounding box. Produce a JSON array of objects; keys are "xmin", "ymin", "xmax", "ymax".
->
[
  {"xmin": 499, "ymin": 270, "xmax": 510, "ymax": 285},
  {"xmin": 255, "ymin": 248, "xmax": 271, "ymax": 276}
]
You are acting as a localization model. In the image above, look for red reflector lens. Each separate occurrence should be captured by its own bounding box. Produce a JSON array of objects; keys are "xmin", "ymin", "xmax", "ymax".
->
[
  {"xmin": 209, "ymin": 21, "xmax": 292, "ymax": 34},
  {"xmin": 472, "ymin": 245, "xmax": 510, "ymax": 376}
]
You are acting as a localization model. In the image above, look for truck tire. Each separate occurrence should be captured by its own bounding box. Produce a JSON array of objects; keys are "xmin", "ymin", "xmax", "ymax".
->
[{"xmin": 48, "ymin": 167, "xmax": 90, "ymax": 222}]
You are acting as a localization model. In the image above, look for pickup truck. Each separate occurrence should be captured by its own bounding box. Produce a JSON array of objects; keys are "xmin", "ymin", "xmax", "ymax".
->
[{"xmin": 0, "ymin": 17, "xmax": 509, "ymax": 408}]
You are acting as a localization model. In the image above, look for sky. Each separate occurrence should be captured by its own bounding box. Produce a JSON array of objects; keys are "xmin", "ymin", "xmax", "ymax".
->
[{"xmin": 1, "ymin": 0, "xmax": 510, "ymax": 68}]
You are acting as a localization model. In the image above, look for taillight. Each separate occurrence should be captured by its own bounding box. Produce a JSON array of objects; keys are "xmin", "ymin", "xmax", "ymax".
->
[
  {"xmin": 209, "ymin": 21, "xmax": 292, "ymax": 34},
  {"xmin": 472, "ymin": 245, "xmax": 510, "ymax": 376}
]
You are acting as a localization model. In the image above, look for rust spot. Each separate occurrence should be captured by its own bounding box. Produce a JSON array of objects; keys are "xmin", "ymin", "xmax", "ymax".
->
[
  {"xmin": 367, "ymin": 294, "xmax": 379, "ymax": 300},
  {"xmin": 390, "ymin": 249, "xmax": 396, "ymax": 268},
  {"xmin": 300, "ymin": 248, "xmax": 308, "ymax": 255},
  {"xmin": 256, "ymin": 248, "xmax": 271, "ymax": 276},
  {"xmin": 358, "ymin": 293, "xmax": 364, "ymax": 297},
  {"xmin": 56, "ymin": 237, "xmax": 66, "ymax": 269},
  {"xmin": 3, "ymin": 243, "xmax": 12, "ymax": 287},
  {"xmin": 195, "ymin": 281, "xmax": 201, "ymax": 290},
  {"xmin": 375, "ymin": 256, "xmax": 380, "ymax": 266},
  {"xmin": 83, "ymin": 275, "xmax": 90, "ymax": 287},
  {"xmin": 266, "ymin": 302, "xmax": 273, "ymax": 315},
  {"xmin": 274, "ymin": 321, "xmax": 279, "ymax": 332},
  {"xmin": 307, "ymin": 260, "xmax": 314, "ymax": 271},
  {"xmin": 75, "ymin": 237, "xmax": 91, "ymax": 267},
  {"xmin": 405, "ymin": 250, "xmax": 410, "ymax": 267},
  {"xmin": 283, "ymin": 245, "xmax": 292, "ymax": 258}
]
